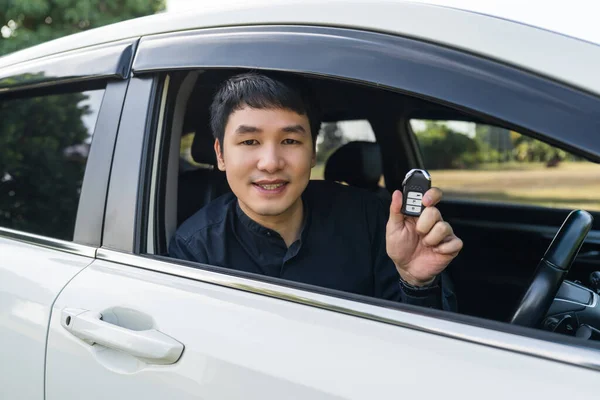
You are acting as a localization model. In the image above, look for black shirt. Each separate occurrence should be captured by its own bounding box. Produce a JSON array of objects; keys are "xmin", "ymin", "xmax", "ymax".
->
[{"xmin": 169, "ymin": 180, "xmax": 456, "ymax": 310}]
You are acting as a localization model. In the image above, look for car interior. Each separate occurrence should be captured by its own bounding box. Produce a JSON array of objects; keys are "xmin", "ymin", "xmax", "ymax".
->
[{"xmin": 149, "ymin": 69, "xmax": 600, "ymax": 341}]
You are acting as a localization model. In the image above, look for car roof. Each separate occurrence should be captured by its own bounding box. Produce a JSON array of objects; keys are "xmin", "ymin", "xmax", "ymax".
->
[
  {"xmin": 1, "ymin": 0, "xmax": 599, "ymax": 96},
  {"xmin": 409, "ymin": 0, "xmax": 600, "ymax": 47}
]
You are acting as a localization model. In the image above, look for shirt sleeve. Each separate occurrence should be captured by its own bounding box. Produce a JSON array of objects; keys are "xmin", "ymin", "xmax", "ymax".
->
[
  {"xmin": 369, "ymin": 195, "xmax": 457, "ymax": 312},
  {"xmin": 398, "ymin": 271, "xmax": 457, "ymax": 311}
]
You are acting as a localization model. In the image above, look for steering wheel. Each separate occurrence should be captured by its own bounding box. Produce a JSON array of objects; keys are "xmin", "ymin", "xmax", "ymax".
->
[{"xmin": 510, "ymin": 210, "xmax": 593, "ymax": 327}]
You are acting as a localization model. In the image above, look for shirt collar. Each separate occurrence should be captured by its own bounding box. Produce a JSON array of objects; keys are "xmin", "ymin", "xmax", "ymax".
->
[{"xmin": 235, "ymin": 197, "xmax": 310, "ymax": 243}]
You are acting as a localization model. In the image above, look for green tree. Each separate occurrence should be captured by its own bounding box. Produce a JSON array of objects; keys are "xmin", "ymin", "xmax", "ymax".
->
[
  {"xmin": 1, "ymin": 0, "xmax": 165, "ymax": 56},
  {"xmin": 417, "ymin": 122, "xmax": 482, "ymax": 169},
  {"xmin": 474, "ymin": 125, "xmax": 514, "ymax": 163},
  {"xmin": 0, "ymin": 91, "xmax": 92, "ymax": 239},
  {"xmin": 512, "ymin": 134, "xmax": 571, "ymax": 165}
]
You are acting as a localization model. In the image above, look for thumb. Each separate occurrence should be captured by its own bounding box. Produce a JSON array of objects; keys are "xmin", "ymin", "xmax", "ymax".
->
[{"xmin": 389, "ymin": 190, "xmax": 405, "ymax": 225}]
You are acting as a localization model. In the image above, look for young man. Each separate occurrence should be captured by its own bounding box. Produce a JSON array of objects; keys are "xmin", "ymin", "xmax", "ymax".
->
[{"xmin": 169, "ymin": 72, "xmax": 462, "ymax": 310}]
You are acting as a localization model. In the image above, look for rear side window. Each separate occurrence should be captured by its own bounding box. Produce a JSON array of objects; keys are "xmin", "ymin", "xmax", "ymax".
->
[
  {"xmin": 0, "ymin": 88, "xmax": 104, "ymax": 240},
  {"xmin": 311, "ymin": 119, "xmax": 376, "ymax": 180}
]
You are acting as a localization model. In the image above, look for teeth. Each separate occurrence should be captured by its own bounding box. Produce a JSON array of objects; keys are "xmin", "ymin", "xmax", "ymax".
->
[{"xmin": 259, "ymin": 183, "xmax": 284, "ymax": 190}]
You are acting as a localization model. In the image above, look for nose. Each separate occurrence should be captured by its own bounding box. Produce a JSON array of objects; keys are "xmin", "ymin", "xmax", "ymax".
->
[{"xmin": 256, "ymin": 143, "xmax": 284, "ymax": 173}]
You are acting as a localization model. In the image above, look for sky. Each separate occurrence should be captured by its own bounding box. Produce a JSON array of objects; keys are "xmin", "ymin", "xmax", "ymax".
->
[{"xmin": 166, "ymin": 0, "xmax": 600, "ymax": 45}]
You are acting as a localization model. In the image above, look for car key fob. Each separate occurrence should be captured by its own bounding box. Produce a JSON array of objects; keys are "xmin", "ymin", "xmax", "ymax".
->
[{"xmin": 401, "ymin": 169, "xmax": 431, "ymax": 217}]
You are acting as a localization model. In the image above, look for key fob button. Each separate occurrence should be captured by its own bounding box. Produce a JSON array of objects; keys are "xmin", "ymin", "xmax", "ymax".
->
[
  {"xmin": 406, "ymin": 198, "xmax": 422, "ymax": 206},
  {"xmin": 406, "ymin": 205, "xmax": 422, "ymax": 213}
]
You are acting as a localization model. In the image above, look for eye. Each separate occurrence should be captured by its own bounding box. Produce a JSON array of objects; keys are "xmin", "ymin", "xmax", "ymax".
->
[
  {"xmin": 282, "ymin": 138, "xmax": 300, "ymax": 145},
  {"xmin": 240, "ymin": 139, "xmax": 258, "ymax": 146}
]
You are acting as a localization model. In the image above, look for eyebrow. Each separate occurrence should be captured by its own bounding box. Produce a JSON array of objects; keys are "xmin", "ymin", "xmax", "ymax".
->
[
  {"xmin": 235, "ymin": 125, "xmax": 262, "ymax": 134},
  {"xmin": 281, "ymin": 124, "xmax": 306, "ymax": 134},
  {"xmin": 234, "ymin": 124, "xmax": 307, "ymax": 134}
]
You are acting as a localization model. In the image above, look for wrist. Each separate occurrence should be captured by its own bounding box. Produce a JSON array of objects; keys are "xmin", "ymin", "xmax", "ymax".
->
[{"xmin": 398, "ymin": 270, "xmax": 436, "ymax": 287}]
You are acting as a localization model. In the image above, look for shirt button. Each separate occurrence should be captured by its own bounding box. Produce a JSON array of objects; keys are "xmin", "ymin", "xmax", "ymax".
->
[{"xmin": 266, "ymin": 232, "xmax": 271, "ymax": 236}]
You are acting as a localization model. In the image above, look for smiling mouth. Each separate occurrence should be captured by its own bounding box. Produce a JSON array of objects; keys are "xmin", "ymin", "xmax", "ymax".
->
[
  {"xmin": 255, "ymin": 183, "xmax": 286, "ymax": 190},
  {"xmin": 252, "ymin": 181, "xmax": 289, "ymax": 193}
]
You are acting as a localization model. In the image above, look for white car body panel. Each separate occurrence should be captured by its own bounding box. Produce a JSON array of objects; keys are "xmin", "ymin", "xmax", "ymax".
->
[
  {"xmin": 0, "ymin": 234, "xmax": 92, "ymax": 400},
  {"xmin": 0, "ymin": 0, "xmax": 598, "ymax": 96},
  {"xmin": 45, "ymin": 258, "xmax": 599, "ymax": 399}
]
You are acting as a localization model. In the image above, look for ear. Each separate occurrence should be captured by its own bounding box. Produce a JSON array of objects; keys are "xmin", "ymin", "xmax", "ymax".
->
[
  {"xmin": 311, "ymin": 148, "xmax": 317, "ymax": 168},
  {"xmin": 214, "ymin": 139, "xmax": 226, "ymax": 171}
]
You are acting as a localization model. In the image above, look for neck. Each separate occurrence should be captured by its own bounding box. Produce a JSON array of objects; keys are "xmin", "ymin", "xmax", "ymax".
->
[{"xmin": 239, "ymin": 198, "xmax": 304, "ymax": 248}]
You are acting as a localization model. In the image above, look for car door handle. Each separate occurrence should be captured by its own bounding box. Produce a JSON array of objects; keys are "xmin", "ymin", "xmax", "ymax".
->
[{"xmin": 61, "ymin": 308, "xmax": 184, "ymax": 365}]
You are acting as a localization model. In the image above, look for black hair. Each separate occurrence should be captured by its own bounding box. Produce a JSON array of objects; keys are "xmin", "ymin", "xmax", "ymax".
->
[{"xmin": 210, "ymin": 72, "xmax": 321, "ymax": 149}]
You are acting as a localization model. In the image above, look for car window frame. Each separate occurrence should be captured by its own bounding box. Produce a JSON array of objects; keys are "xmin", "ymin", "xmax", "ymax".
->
[
  {"xmin": 0, "ymin": 37, "xmax": 135, "ymax": 250},
  {"xmin": 134, "ymin": 25, "xmax": 600, "ymax": 158},
  {"xmin": 0, "ymin": 38, "xmax": 136, "ymax": 93},
  {"xmin": 99, "ymin": 24, "xmax": 600, "ymax": 370}
]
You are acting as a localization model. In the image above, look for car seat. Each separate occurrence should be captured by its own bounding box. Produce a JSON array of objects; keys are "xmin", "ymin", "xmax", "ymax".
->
[
  {"xmin": 177, "ymin": 129, "xmax": 230, "ymax": 225},
  {"xmin": 324, "ymin": 141, "xmax": 390, "ymax": 202}
]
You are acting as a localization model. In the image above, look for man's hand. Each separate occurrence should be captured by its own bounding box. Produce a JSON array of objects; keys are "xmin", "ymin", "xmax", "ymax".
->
[{"xmin": 386, "ymin": 188, "xmax": 463, "ymax": 286}]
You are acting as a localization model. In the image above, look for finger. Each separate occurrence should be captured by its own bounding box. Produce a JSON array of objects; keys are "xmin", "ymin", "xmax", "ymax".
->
[
  {"xmin": 389, "ymin": 190, "xmax": 405, "ymax": 225},
  {"xmin": 415, "ymin": 206, "xmax": 443, "ymax": 235},
  {"xmin": 422, "ymin": 221, "xmax": 453, "ymax": 247},
  {"xmin": 433, "ymin": 236, "xmax": 464, "ymax": 255},
  {"xmin": 423, "ymin": 187, "xmax": 443, "ymax": 207}
]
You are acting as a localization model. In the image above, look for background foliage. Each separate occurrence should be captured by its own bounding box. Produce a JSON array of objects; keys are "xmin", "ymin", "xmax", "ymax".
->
[
  {"xmin": 415, "ymin": 121, "xmax": 580, "ymax": 170},
  {"xmin": 0, "ymin": 92, "xmax": 93, "ymax": 239},
  {"xmin": 0, "ymin": 0, "xmax": 165, "ymax": 55},
  {"xmin": 0, "ymin": 1, "xmax": 164, "ymax": 239}
]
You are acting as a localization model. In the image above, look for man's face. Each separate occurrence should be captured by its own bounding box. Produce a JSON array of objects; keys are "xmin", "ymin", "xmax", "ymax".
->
[{"xmin": 214, "ymin": 106, "xmax": 316, "ymax": 220}]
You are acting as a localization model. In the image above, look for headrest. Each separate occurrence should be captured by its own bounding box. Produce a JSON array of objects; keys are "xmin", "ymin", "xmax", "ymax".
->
[
  {"xmin": 191, "ymin": 128, "xmax": 217, "ymax": 165},
  {"xmin": 324, "ymin": 141, "xmax": 383, "ymax": 189}
]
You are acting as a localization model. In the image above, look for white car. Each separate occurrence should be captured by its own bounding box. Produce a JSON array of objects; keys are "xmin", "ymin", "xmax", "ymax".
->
[{"xmin": 1, "ymin": 1, "xmax": 600, "ymax": 399}]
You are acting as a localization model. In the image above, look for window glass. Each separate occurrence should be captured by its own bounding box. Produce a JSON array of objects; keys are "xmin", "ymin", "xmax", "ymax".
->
[
  {"xmin": 311, "ymin": 120, "xmax": 376, "ymax": 180},
  {"xmin": 0, "ymin": 88, "xmax": 105, "ymax": 240},
  {"xmin": 411, "ymin": 120, "xmax": 600, "ymax": 211}
]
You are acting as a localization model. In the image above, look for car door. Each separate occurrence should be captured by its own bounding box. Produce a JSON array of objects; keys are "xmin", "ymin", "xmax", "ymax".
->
[
  {"xmin": 44, "ymin": 25, "xmax": 600, "ymax": 399},
  {"xmin": 0, "ymin": 40, "xmax": 133, "ymax": 399}
]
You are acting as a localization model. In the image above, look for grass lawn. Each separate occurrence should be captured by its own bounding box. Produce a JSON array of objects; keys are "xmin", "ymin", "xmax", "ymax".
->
[{"xmin": 312, "ymin": 162, "xmax": 600, "ymax": 211}]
